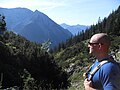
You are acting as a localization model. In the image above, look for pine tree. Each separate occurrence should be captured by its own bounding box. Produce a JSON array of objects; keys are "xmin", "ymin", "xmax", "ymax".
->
[{"xmin": 0, "ymin": 14, "xmax": 6, "ymax": 35}]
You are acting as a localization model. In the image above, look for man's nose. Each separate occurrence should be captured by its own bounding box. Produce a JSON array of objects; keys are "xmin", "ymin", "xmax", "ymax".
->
[{"xmin": 88, "ymin": 44, "xmax": 90, "ymax": 48}]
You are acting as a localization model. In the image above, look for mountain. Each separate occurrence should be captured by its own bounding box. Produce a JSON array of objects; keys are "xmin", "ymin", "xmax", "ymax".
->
[
  {"xmin": 0, "ymin": 8, "xmax": 72, "ymax": 47},
  {"xmin": 0, "ymin": 7, "xmax": 33, "ymax": 30},
  {"xmin": 60, "ymin": 23, "xmax": 89, "ymax": 35}
]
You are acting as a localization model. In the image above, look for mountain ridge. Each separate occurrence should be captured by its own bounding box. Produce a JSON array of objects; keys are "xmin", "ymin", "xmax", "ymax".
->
[
  {"xmin": 0, "ymin": 7, "xmax": 72, "ymax": 47},
  {"xmin": 60, "ymin": 23, "xmax": 89, "ymax": 35}
]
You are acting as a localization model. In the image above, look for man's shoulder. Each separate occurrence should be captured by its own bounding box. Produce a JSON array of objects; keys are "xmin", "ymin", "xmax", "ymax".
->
[
  {"xmin": 100, "ymin": 61, "xmax": 120, "ymax": 73},
  {"xmin": 101, "ymin": 61, "xmax": 119, "ymax": 68}
]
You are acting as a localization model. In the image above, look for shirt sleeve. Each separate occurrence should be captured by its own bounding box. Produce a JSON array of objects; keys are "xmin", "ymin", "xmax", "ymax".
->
[{"xmin": 100, "ymin": 63, "xmax": 120, "ymax": 90}]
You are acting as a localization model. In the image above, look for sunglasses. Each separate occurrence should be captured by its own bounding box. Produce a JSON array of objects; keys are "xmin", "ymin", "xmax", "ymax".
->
[{"xmin": 88, "ymin": 42, "xmax": 103, "ymax": 45}]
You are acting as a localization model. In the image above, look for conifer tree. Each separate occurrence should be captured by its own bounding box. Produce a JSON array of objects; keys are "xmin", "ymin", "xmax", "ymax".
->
[{"xmin": 0, "ymin": 14, "xmax": 6, "ymax": 35}]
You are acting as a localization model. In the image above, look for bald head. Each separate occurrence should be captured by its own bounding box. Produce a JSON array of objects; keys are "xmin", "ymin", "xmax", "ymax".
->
[
  {"xmin": 88, "ymin": 33, "xmax": 111, "ymax": 59},
  {"xmin": 90, "ymin": 33, "xmax": 111, "ymax": 46}
]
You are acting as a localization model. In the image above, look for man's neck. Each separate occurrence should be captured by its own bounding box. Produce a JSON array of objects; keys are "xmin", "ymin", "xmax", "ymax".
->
[{"xmin": 96, "ymin": 54, "xmax": 110, "ymax": 61}]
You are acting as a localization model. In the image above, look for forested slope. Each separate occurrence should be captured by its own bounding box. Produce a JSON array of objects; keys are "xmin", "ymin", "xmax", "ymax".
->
[{"xmin": 0, "ymin": 31, "xmax": 70, "ymax": 89}]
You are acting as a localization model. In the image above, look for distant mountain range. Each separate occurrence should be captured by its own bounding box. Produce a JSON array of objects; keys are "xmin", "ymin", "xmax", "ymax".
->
[
  {"xmin": 0, "ymin": 7, "xmax": 72, "ymax": 47},
  {"xmin": 60, "ymin": 23, "xmax": 89, "ymax": 35}
]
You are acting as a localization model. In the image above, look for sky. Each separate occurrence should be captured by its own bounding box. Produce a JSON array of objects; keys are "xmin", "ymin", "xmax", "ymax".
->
[{"xmin": 0, "ymin": 0, "xmax": 120, "ymax": 25}]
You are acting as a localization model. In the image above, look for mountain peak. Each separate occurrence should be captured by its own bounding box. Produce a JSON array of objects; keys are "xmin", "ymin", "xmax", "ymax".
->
[
  {"xmin": 34, "ymin": 10, "xmax": 39, "ymax": 13},
  {"xmin": 33, "ymin": 10, "xmax": 46, "ymax": 17}
]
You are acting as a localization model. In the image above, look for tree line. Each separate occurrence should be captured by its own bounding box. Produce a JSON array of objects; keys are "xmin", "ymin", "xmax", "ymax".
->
[{"xmin": 54, "ymin": 6, "xmax": 120, "ymax": 52}]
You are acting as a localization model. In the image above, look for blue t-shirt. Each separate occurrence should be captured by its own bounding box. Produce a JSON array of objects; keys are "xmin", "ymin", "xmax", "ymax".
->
[{"xmin": 88, "ymin": 60, "xmax": 120, "ymax": 90}]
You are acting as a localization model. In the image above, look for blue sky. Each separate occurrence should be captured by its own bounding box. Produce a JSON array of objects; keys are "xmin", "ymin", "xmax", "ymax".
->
[{"xmin": 0, "ymin": 0, "xmax": 120, "ymax": 25}]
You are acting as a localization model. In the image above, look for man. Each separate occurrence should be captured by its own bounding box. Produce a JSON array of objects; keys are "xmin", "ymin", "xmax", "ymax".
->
[{"xmin": 84, "ymin": 33, "xmax": 120, "ymax": 90}]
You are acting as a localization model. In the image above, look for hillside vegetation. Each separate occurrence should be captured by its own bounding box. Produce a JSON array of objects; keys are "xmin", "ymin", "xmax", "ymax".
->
[{"xmin": 0, "ymin": 31, "xmax": 71, "ymax": 89}]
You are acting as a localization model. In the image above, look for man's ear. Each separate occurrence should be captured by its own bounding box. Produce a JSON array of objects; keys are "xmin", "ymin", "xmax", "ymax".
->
[{"xmin": 98, "ymin": 44, "xmax": 102, "ymax": 49}]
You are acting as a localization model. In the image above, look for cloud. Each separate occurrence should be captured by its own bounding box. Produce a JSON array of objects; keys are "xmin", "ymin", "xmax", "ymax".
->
[
  {"xmin": 0, "ymin": 0, "xmax": 67, "ymax": 11},
  {"xmin": 33, "ymin": 1, "xmax": 66, "ymax": 10}
]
